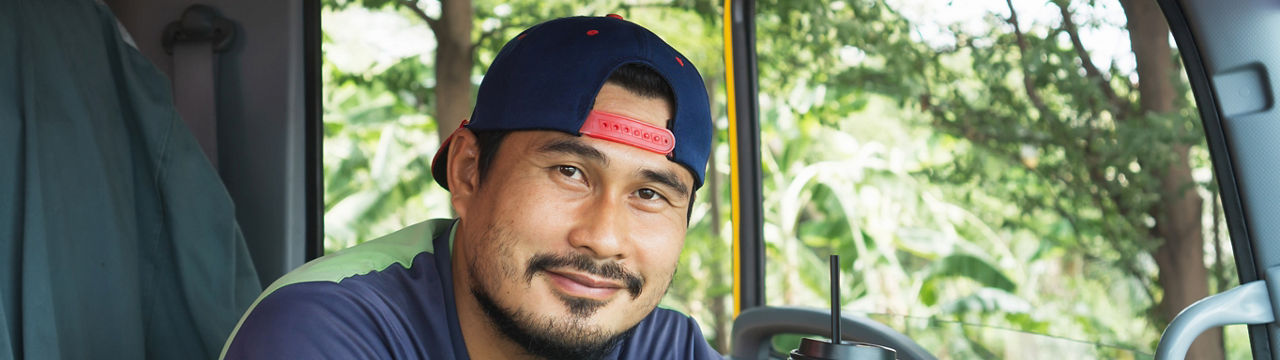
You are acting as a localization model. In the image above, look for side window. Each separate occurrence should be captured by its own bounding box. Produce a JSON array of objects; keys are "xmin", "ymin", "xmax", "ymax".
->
[{"xmin": 322, "ymin": 4, "xmax": 453, "ymax": 250}]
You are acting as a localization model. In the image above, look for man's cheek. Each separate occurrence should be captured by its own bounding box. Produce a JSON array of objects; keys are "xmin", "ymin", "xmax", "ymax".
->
[{"xmin": 643, "ymin": 261, "xmax": 679, "ymax": 298}]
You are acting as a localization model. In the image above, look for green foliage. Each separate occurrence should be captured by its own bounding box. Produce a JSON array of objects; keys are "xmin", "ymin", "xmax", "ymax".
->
[{"xmin": 919, "ymin": 253, "xmax": 1017, "ymax": 306}]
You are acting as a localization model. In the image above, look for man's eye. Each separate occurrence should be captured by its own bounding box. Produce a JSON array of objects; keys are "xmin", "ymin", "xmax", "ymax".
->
[
  {"xmin": 557, "ymin": 165, "xmax": 582, "ymax": 179},
  {"xmin": 636, "ymin": 188, "xmax": 664, "ymax": 201}
]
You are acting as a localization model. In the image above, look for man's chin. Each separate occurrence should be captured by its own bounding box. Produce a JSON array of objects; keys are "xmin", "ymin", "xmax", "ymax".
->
[
  {"xmin": 543, "ymin": 287, "xmax": 612, "ymax": 318},
  {"xmin": 473, "ymin": 287, "xmax": 635, "ymax": 360}
]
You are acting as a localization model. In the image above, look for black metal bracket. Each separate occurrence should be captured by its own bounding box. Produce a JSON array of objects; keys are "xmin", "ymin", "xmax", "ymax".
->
[{"xmin": 162, "ymin": 4, "xmax": 236, "ymax": 54}]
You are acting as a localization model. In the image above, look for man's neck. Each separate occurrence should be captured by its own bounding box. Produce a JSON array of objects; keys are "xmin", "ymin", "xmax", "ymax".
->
[{"xmin": 451, "ymin": 226, "xmax": 536, "ymax": 360}]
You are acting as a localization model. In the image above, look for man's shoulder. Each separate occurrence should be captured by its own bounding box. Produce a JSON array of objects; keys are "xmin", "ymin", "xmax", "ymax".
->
[
  {"xmin": 265, "ymin": 218, "xmax": 454, "ymax": 292},
  {"xmin": 222, "ymin": 281, "xmax": 392, "ymax": 358},
  {"xmin": 617, "ymin": 307, "xmax": 723, "ymax": 359},
  {"xmin": 220, "ymin": 218, "xmax": 459, "ymax": 359}
]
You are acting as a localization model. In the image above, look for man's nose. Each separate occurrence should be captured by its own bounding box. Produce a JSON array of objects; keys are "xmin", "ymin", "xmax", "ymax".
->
[{"xmin": 567, "ymin": 196, "xmax": 629, "ymax": 260}]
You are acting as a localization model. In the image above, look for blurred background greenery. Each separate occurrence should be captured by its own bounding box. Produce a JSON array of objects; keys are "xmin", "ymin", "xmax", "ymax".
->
[{"xmin": 320, "ymin": 0, "xmax": 1243, "ymax": 358}]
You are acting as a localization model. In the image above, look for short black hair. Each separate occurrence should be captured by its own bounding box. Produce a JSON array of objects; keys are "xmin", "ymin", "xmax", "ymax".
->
[
  {"xmin": 474, "ymin": 63, "xmax": 675, "ymax": 184},
  {"xmin": 474, "ymin": 130, "xmax": 510, "ymax": 185},
  {"xmin": 603, "ymin": 63, "xmax": 675, "ymax": 106}
]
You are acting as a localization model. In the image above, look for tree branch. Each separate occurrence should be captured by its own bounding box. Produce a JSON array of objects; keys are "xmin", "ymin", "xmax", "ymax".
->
[
  {"xmin": 1004, "ymin": 0, "xmax": 1052, "ymax": 118},
  {"xmin": 400, "ymin": 0, "xmax": 439, "ymax": 31},
  {"xmin": 469, "ymin": 18, "xmax": 545, "ymax": 53},
  {"xmin": 471, "ymin": 27, "xmax": 501, "ymax": 52},
  {"xmin": 1054, "ymin": 0, "xmax": 1126, "ymax": 117}
]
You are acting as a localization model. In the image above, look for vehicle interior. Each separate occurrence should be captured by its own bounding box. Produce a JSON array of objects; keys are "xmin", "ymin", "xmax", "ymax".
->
[{"xmin": 4, "ymin": 0, "xmax": 1280, "ymax": 358}]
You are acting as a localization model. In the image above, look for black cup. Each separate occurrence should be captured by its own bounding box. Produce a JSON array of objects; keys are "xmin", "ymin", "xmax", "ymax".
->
[{"xmin": 788, "ymin": 337, "xmax": 897, "ymax": 360}]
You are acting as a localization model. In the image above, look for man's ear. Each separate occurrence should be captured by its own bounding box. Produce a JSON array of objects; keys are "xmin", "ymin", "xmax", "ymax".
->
[{"xmin": 447, "ymin": 127, "xmax": 481, "ymax": 218}]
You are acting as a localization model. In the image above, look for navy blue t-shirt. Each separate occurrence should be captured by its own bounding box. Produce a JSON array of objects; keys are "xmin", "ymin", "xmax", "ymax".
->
[{"xmin": 221, "ymin": 219, "xmax": 721, "ymax": 359}]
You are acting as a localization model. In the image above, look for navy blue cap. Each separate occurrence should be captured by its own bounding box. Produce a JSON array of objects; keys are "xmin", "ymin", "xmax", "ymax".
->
[{"xmin": 431, "ymin": 15, "xmax": 713, "ymax": 190}]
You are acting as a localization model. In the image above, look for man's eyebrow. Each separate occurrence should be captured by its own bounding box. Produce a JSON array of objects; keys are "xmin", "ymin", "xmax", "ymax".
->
[
  {"xmin": 539, "ymin": 137, "xmax": 689, "ymax": 198},
  {"xmin": 640, "ymin": 169, "xmax": 690, "ymax": 200},
  {"xmin": 537, "ymin": 138, "xmax": 608, "ymax": 165}
]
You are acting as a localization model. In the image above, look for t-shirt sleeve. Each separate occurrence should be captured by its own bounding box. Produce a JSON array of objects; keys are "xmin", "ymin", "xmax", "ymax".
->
[
  {"xmin": 677, "ymin": 314, "xmax": 724, "ymax": 359},
  {"xmin": 618, "ymin": 308, "xmax": 724, "ymax": 359},
  {"xmin": 222, "ymin": 282, "xmax": 392, "ymax": 360}
]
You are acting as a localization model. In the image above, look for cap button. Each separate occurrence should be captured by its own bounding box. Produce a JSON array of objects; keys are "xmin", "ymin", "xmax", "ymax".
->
[{"xmin": 606, "ymin": 14, "xmax": 623, "ymax": 19}]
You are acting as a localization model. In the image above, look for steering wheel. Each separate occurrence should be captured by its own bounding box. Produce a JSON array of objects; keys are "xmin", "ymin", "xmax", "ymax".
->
[{"xmin": 728, "ymin": 306, "xmax": 937, "ymax": 360}]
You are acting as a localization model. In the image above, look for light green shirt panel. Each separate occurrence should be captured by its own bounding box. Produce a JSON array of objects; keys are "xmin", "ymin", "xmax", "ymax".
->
[{"xmin": 219, "ymin": 218, "xmax": 457, "ymax": 359}]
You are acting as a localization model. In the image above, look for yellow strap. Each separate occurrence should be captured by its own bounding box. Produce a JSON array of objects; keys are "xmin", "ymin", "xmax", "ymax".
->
[{"xmin": 722, "ymin": 0, "xmax": 744, "ymax": 318}]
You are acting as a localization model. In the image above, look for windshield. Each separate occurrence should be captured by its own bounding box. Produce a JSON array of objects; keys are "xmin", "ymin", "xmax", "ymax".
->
[{"xmin": 748, "ymin": 0, "xmax": 1242, "ymax": 357}]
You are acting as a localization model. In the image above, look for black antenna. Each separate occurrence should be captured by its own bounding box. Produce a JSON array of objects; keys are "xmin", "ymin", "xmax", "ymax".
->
[
  {"xmin": 790, "ymin": 254, "xmax": 898, "ymax": 359},
  {"xmin": 831, "ymin": 254, "xmax": 841, "ymax": 345}
]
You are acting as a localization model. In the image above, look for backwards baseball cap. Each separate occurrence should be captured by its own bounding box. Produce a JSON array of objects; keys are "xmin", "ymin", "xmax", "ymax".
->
[{"xmin": 430, "ymin": 15, "xmax": 713, "ymax": 191}]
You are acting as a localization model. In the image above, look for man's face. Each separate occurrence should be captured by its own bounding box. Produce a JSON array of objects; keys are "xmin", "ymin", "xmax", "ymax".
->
[{"xmin": 452, "ymin": 83, "xmax": 693, "ymax": 358}]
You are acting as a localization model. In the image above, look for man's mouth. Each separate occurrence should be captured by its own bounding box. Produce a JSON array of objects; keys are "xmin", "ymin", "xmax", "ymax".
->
[
  {"xmin": 545, "ymin": 270, "xmax": 623, "ymax": 300},
  {"xmin": 524, "ymin": 252, "xmax": 645, "ymax": 300}
]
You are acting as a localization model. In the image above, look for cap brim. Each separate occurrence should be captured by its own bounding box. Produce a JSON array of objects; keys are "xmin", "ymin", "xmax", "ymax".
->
[{"xmin": 430, "ymin": 132, "xmax": 455, "ymax": 191}]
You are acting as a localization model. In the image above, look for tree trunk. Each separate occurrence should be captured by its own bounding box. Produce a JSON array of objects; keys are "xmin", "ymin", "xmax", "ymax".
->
[
  {"xmin": 1120, "ymin": 0, "xmax": 1220, "ymax": 358},
  {"xmin": 1152, "ymin": 145, "xmax": 1216, "ymax": 358},
  {"xmin": 433, "ymin": 0, "xmax": 473, "ymax": 141}
]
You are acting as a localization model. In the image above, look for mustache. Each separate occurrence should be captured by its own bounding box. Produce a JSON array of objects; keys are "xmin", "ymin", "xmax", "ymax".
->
[{"xmin": 525, "ymin": 253, "xmax": 645, "ymax": 299}]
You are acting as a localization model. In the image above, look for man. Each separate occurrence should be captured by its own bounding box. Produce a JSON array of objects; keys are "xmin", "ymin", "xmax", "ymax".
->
[{"xmin": 221, "ymin": 15, "xmax": 720, "ymax": 359}]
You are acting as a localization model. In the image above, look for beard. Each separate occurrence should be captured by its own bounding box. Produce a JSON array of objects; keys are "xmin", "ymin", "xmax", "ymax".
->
[
  {"xmin": 466, "ymin": 222, "xmax": 654, "ymax": 360},
  {"xmin": 472, "ymin": 286, "xmax": 637, "ymax": 359}
]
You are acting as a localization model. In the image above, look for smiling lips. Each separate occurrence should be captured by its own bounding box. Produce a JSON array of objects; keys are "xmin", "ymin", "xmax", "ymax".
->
[{"xmin": 545, "ymin": 270, "xmax": 624, "ymax": 300}]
